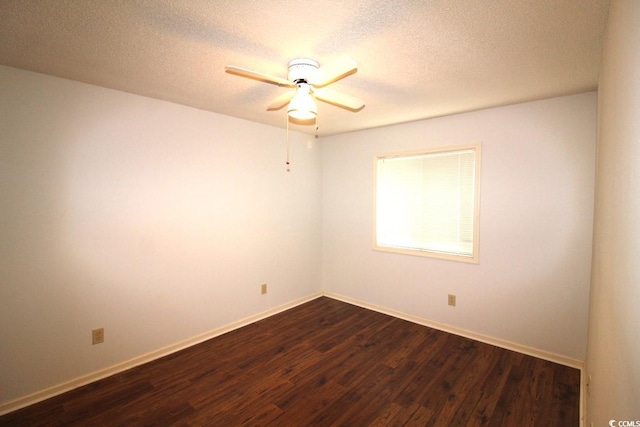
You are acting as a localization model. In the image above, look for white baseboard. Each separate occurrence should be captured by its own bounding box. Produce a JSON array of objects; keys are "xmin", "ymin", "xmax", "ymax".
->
[
  {"xmin": 2, "ymin": 291, "xmax": 586, "ymax": 425},
  {"xmin": 323, "ymin": 291, "xmax": 587, "ymax": 426},
  {"xmin": 323, "ymin": 291, "xmax": 585, "ymax": 369},
  {"xmin": 0, "ymin": 292, "xmax": 323, "ymax": 416}
]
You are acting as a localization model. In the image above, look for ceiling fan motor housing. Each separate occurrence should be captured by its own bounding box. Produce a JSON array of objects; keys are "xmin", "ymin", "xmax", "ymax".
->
[{"xmin": 288, "ymin": 58, "xmax": 319, "ymax": 83}]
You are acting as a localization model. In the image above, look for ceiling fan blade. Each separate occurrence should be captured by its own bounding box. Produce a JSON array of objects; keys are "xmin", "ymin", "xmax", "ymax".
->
[
  {"xmin": 308, "ymin": 55, "xmax": 358, "ymax": 87},
  {"xmin": 313, "ymin": 88, "xmax": 365, "ymax": 111},
  {"xmin": 225, "ymin": 65, "xmax": 294, "ymax": 87},
  {"xmin": 267, "ymin": 90, "xmax": 296, "ymax": 111}
]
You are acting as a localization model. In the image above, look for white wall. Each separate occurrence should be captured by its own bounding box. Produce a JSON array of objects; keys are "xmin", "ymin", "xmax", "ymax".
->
[
  {"xmin": 0, "ymin": 63, "xmax": 603, "ymax": 410},
  {"xmin": 587, "ymin": 0, "xmax": 640, "ymax": 424},
  {"xmin": 0, "ymin": 66, "xmax": 322, "ymax": 404},
  {"xmin": 322, "ymin": 93, "xmax": 596, "ymax": 360}
]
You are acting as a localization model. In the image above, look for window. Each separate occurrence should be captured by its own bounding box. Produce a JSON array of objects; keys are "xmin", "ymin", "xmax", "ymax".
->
[{"xmin": 374, "ymin": 144, "xmax": 481, "ymax": 263}]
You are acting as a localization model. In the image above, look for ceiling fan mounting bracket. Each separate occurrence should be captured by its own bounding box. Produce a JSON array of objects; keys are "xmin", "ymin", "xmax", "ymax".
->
[{"xmin": 287, "ymin": 58, "xmax": 319, "ymax": 83}]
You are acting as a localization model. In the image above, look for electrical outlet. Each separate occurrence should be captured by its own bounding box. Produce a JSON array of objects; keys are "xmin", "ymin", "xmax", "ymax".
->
[
  {"xmin": 448, "ymin": 294, "xmax": 456, "ymax": 306},
  {"xmin": 261, "ymin": 283, "xmax": 267, "ymax": 295},
  {"xmin": 92, "ymin": 328, "xmax": 104, "ymax": 345}
]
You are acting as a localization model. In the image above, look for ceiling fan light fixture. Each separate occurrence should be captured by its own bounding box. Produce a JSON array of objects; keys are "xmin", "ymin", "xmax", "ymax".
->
[
  {"xmin": 226, "ymin": 55, "xmax": 363, "ymax": 125},
  {"xmin": 287, "ymin": 83, "xmax": 317, "ymax": 120}
]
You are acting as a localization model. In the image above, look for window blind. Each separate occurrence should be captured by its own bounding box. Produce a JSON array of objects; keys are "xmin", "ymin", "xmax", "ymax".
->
[{"xmin": 376, "ymin": 148, "xmax": 477, "ymax": 258}]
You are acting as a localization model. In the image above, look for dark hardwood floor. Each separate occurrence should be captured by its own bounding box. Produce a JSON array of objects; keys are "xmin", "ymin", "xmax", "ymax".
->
[{"xmin": 1, "ymin": 297, "xmax": 580, "ymax": 426}]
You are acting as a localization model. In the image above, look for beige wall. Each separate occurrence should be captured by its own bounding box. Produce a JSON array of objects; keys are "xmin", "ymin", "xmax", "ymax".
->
[
  {"xmin": 587, "ymin": 0, "xmax": 640, "ymax": 424},
  {"xmin": 0, "ymin": 66, "xmax": 323, "ymax": 404},
  {"xmin": 322, "ymin": 93, "xmax": 597, "ymax": 361}
]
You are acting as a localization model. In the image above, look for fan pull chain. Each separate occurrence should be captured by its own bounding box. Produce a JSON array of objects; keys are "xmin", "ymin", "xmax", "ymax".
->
[
  {"xmin": 315, "ymin": 115, "xmax": 319, "ymax": 138},
  {"xmin": 286, "ymin": 115, "xmax": 291, "ymax": 172}
]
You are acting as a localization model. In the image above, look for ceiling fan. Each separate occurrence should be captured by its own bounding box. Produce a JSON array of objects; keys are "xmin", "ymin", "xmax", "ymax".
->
[{"xmin": 225, "ymin": 55, "xmax": 365, "ymax": 122}]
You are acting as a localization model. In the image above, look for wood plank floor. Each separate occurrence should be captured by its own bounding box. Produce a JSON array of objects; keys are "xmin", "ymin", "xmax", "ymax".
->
[{"xmin": 1, "ymin": 297, "xmax": 580, "ymax": 426}]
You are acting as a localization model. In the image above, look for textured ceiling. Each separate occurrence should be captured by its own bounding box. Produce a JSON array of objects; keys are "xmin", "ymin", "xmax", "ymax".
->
[{"xmin": 0, "ymin": 0, "xmax": 609, "ymax": 136}]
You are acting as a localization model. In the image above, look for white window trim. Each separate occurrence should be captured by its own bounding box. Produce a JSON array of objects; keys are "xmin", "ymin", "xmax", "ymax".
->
[{"xmin": 373, "ymin": 143, "xmax": 482, "ymax": 264}]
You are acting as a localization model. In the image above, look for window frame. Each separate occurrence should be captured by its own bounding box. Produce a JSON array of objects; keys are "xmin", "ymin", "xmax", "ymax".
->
[{"xmin": 373, "ymin": 143, "xmax": 481, "ymax": 264}]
